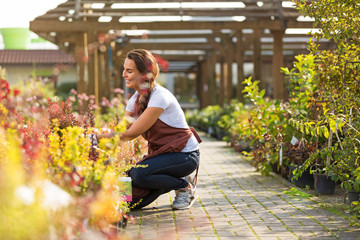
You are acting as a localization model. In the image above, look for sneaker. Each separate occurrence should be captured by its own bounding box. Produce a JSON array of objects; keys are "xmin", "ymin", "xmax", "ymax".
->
[{"xmin": 172, "ymin": 183, "xmax": 197, "ymax": 210}]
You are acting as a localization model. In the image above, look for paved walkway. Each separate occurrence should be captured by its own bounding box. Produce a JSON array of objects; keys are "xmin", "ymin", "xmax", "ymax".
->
[{"xmin": 121, "ymin": 134, "xmax": 360, "ymax": 240}]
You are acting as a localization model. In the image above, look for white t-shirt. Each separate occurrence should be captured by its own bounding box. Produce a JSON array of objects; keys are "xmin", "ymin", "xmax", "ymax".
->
[{"xmin": 126, "ymin": 85, "xmax": 199, "ymax": 152}]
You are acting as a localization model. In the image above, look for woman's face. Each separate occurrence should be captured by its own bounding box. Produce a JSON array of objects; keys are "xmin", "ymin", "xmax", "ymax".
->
[{"xmin": 123, "ymin": 58, "xmax": 145, "ymax": 91}]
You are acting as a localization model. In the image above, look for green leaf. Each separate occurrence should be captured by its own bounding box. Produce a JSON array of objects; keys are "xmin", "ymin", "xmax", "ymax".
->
[
  {"xmin": 323, "ymin": 127, "xmax": 329, "ymax": 139},
  {"xmin": 329, "ymin": 119, "xmax": 336, "ymax": 133},
  {"xmin": 259, "ymin": 89, "xmax": 265, "ymax": 98}
]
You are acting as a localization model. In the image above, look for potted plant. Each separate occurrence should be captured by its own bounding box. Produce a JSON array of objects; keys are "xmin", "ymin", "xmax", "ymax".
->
[
  {"xmin": 240, "ymin": 77, "xmax": 289, "ymax": 176},
  {"xmin": 282, "ymin": 54, "xmax": 320, "ymax": 187},
  {"xmin": 285, "ymin": 138, "xmax": 317, "ymax": 188},
  {"xmin": 327, "ymin": 116, "xmax": 360, "ymax": 204}
]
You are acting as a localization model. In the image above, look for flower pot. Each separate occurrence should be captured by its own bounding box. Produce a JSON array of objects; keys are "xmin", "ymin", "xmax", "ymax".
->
[
  {"xmin": 314, "ymin": 174, "xmax": 335, "ymax": 194},
  {"xmin": 288, "ymin": 165, "xmax": 314, "ymax": 188},
  {"xmin": 0, "ymin": 28, "xmax": 31, "ymax": 50},
  {"xmin": 348, "ymin": 189, "xmax": 360, "ymax": 206}
]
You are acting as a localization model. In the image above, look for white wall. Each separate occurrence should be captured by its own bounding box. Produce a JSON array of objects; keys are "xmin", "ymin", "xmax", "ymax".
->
[{"xmin": 2, "ymin": 64, "xmax": 76, "ymax": 87}]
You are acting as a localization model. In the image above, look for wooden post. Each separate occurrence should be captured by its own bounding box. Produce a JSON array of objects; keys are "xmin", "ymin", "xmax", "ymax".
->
[
  {"xmin": 208, "ymin": 51, "xmax": 217, "ymax": 105},
  {"xmin": 98, "ymin": 49, "xmax": 106, "ymax": 110},
  {"xmin": 219, "ymin": 57, "xmax": 225, "ymax": 106},
  {"xmin": 208, "ymin": 36, "xmax": 228, "ymax": 105},
  {"xmin": 235, "ymin": 31, "xmax": 245, "ymax": 102},
  {"xmin": 253, "ymin": 29, "xmax": 262, "ymax": 88},
  {"xmin": 113, "ymin": 42, "xmax": 122, "ymax": 89},
  {"xmin": 216, "ymin": 33, "xmax": 234, "ymax": 103},
  {"xmin": 223, "ymin": 60, "xmax": 229, "ymax": 104},
  {"xmin": 104, "ymin": 43, "xmax": 112, "ymax": 100},
  {"xmin": 75, "ymin": 32, "xmax": 88, "ymax": 95},
  {"xmin": 226, "ymin": 56, "xmax": 233, "ymax": 103},
  {"xmin": 196, "ymin": 62, "xmax": 202, "ymax": 108},
  {"xmin": 87, "ymin": 31, "xmax": 96, "ymax": 96},
  {"xmin": 200, "ymin": 60, "xmax": 208, "ymax": 108},
  {"xmin": 271, "ymin": 30, "xmax": 285, "ymax": 99},
  {"xmin": 94, "ymin": 45, "xmax": 99, "ymax": 108}
]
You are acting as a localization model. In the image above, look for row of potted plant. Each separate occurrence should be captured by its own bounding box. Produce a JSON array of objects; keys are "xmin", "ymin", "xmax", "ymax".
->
[
  {"xmin": 290, "ymin": 0, "xmax": 360, "ymax": 201},
  {"xmin": 187, "ymin": 49, "xmax": 359, "ymax": 193},
  {"xmin": 188, "ymin": 1, "xmax": 360, "ymax": 210}
]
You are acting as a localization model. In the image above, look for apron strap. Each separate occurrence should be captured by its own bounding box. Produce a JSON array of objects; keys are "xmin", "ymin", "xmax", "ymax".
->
[
  {"xmin": 193, "ymin": 166, "xmax": 199, "ymax": 186},
  {"xmin": 190, "ymin": 127, "xmax": 202, "ymax": 143},
  {"xmin": 189, "ymin": 127, "xmax": 201, "ymax": 186}
]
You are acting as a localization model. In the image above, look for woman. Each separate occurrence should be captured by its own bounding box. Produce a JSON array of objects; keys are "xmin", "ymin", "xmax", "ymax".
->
[{"xmin": 97, "ymin": 49, "xmax": 201, "ymax": 210}]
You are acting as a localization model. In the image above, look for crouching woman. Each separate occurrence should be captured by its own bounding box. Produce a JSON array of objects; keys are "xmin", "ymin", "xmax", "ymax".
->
[{"xmin": 98, "ymin": 49, "xmax": 201, "ymax": 210}]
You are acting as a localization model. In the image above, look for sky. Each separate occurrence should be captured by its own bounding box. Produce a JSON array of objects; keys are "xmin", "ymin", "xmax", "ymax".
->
[{"xmin": 0, "ymin": 0, "xmax": 66, "ymax": 28}]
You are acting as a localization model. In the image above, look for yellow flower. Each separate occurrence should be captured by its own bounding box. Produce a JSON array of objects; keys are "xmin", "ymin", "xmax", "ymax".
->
[{"xmin": 0, "ymin": 103, "xmax": 8, "ymax": 117}]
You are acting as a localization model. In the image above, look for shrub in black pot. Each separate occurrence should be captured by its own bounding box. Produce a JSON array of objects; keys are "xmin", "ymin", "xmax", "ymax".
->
[
  {"xmin": 288, "ymin": 164, "xmax": 314, "ymax": 189},
  {"xmin": 314, "ymin": 173, "xmax": 335, "ymax": 195}
]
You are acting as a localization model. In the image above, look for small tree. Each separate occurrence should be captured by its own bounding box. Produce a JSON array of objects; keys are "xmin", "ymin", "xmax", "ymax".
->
[
  {"xmin": 294, "ymin": 0, "xmax": 360, "ymax": 193},
  {"xmin": 295, "ymin": 0, "xmax": 360, "ymax": 45}
]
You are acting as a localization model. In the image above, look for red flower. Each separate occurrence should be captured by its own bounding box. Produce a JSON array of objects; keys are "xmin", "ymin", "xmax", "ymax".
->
[
  {"xmin": 152, "ymin": 54, "xmax": 169, "ymax": 73},
  {"xmin": 0, "ymin": 79, "xmax": 10, "ymax": 100},
  {"xmin": 13, "ymin": 89, "xmax": 20, "ymax": 97},
  {"xmin": 98, "ymin": 33, "xmax": 106, "ymax": 44}
]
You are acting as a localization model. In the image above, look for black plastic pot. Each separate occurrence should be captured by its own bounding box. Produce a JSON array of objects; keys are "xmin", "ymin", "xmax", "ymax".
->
[
  {"xmin": 314, "ymin": 174, "xmax": 335, "ymax": 194},
  {"xmin": 288, "ymin": 165, "xmax": 314, "ymax": 188},
  {"xmin": 348, "ymin": 189, "xmax": 360, "ymax": 206}
]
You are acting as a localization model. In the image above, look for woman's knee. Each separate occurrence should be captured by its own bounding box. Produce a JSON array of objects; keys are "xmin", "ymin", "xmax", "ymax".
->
[{"xmin": 129, "ymin": 168, "xmax": 148, "ymax": 186}]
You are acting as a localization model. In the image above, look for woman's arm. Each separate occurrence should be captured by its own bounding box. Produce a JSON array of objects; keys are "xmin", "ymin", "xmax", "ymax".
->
[
  {"xmin": 120, "ymin": 107, "xmax": 163, "ymax": 141},
  {"xmin": 96, "ymin": 107, "xmax": 164, "ymax": 141},
  {"xmin": 95, "ymin": 111, "xmax": 134, "ymax": 140}
]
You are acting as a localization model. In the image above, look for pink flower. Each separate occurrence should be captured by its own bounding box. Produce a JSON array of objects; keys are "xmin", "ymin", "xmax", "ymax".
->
[
  {"xmin": 101, "ymin": 97, "xmax": 110, "ymax": 107},
  {"xmin": 113, "ymin": 88, "xmax": 124, "ymax": 94},
  {"xmin": 78, "ymin": 93, "xmax": 89, "ymax": 101},
  {"xmin": 111, "ymin": 97, "xmax": 121, "ymax": 106},
  {"xmin": 68, "ymin": 96, "xmax": 76, "ymax": 102},
  {"xmin": 70, "ymin": 89, "xmax": 77, "ymax": 95}
]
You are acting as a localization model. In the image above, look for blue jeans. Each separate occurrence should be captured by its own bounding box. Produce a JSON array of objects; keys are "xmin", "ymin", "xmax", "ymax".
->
[{"xmin": 129, "ymin": 150, "xmax": 200, "ymax": 209}]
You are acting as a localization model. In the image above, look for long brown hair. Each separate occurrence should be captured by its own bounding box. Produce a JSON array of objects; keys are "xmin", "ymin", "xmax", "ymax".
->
[{"xmin": 126, "ymin": 49, "xmax": 159, "ymax": 116}]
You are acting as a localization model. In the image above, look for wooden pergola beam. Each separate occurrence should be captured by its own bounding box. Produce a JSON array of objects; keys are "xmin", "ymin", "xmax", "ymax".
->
[
  {"xmin": 129, "ymin": 33, "xmax": 313, "ymax": 39},
  {"xmin": 126, "ymin": 42, "xmax": 213, "ymax": 51},
  {"xmin": 43, "ymin": 9, "xmax": 298, "ymax": 17},
  {"xmin": 60, "ymin": 0, "xmax": 288, "ymax": 4},
  {"xmin": 30, "ymin": 19, "xmax": 314, "ymax": 33}
]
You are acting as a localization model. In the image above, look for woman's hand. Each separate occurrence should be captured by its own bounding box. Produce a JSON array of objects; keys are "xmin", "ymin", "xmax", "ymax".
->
[{"xmin": 96, "ymin": 132, "xmax": 115, "ymax": 141}]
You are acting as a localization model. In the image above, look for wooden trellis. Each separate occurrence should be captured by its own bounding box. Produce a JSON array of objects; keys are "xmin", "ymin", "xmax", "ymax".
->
[{"xmin": 30, "ymin": 0, "xmax": 334, "ymax": 107}]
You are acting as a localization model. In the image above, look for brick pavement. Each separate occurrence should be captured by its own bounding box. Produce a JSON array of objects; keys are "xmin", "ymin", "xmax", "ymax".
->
[{"xmin": 121, "ymin": 134, "xmax": 360, "ymax": 240}]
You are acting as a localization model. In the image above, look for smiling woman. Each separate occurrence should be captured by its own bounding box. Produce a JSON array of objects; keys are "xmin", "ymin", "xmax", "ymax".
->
[{"xmin": 97, "ymin": 49, "xmax": 202, "ymax": 210}]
